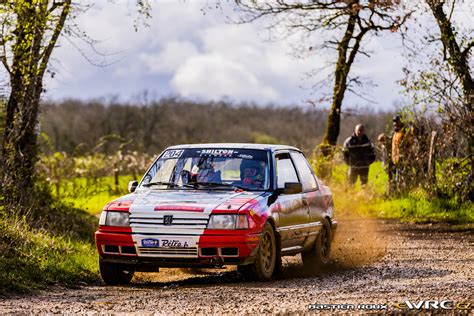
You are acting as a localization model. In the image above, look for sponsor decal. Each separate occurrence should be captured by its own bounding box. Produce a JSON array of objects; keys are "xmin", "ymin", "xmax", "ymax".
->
[
  {"xmin": 238, "ymin": 154, "xmax": 254, "ymax": 159},
  {"xmin": 161, "ymin": 239, "xmax": 189, "ymax": 248},
  {"xmin": 141, "ymin": 238, "xmax": 160, "ymax": 247},
  {"xmin": 140, "ymin": 238, "xmax": 190, "ymax": 248},
  {"xmin": 199, "ymin": 149, "xmax": 235, "ymax": 157}
]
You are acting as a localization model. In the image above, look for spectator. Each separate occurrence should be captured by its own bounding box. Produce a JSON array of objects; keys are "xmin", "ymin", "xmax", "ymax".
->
[
  {"xmin": 343, "ymin": 124, "xmax": 376, "ymax": 186},
  {"xmin": 391, "ymin": 115, "xmax": 412, "ymax": 188}
]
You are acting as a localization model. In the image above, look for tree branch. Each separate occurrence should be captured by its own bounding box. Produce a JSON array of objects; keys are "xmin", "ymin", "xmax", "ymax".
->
[
  {"xmin": 49, "ymin": 1, "xmax": 66, "ymax": 14},
  {"xmin": 38, "ymin": 0, "xmax": 71, "ymax": 78},
  {"xmin": 461, "ymin": 39, "xmax": 474, "ymax": 61}
]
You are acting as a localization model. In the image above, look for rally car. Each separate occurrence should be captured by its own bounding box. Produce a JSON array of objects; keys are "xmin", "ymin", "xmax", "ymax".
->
[{"xmin": 95, "ymin": 143, "xmax": 337, "ymax": 284}]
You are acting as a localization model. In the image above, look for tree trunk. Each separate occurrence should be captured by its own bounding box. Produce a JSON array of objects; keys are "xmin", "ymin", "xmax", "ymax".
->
[
  {"xmin": 1, "ymin": 3, "xmax": 45, "ymax": 211},
  {"xmin": 1, "ymin": 1, "xmax": 71, "ymax": 212},
  {"xmin": 2, "ymin": 80, "xmax": 43, "ymax": 210},
  {"xmin": 321, "ymin": 9, "xmax": 366, "ymax": 156}
]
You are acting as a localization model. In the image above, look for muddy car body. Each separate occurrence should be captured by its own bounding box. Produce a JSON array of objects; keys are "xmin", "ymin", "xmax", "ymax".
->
[{"xmin": 95, "ymin": 143, "xmax": 337, "ymax": 283}]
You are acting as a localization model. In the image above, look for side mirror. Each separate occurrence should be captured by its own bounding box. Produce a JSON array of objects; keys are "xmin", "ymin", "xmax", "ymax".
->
[
  {"xmin": 128, "ymin": 180, "xmax": 138, "ymax": 193},
  {"xmin": 282, "ymin": 182, "xmax": 302, "ymax": 195}
]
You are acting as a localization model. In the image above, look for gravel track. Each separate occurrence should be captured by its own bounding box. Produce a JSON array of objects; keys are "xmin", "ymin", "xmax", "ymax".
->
[{"xmin": 1, "ymin": 217, "xmax": 472, "ymax": 314}]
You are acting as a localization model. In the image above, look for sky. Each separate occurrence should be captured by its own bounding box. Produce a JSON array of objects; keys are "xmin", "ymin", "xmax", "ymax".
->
[{"xmin": 41, "ymin": 0, "xmax": 472, "ymax": 110}]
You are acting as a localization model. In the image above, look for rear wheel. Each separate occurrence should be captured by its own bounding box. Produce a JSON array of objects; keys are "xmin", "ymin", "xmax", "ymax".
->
[
  {"xmin": 238, "ymin": 222, "xmax": 277, "ymax": 281},
  {"xmin": 99, "ymin": 260, "xmax": 135, "ymax": 285},
  {"xmin": 302, "ymin": 218, "xmax": 332, "ymax": 270}
]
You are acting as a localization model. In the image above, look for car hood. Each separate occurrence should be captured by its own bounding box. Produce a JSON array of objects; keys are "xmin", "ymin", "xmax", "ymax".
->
[{"xmin": 113, "ymin": 189, "xmax": 264, "ymax": 214}]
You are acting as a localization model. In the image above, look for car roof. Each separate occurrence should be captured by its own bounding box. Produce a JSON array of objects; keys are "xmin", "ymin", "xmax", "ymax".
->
[{"xmin": 165, "ymin": 143, "xmax": 301, "ymax": 152}]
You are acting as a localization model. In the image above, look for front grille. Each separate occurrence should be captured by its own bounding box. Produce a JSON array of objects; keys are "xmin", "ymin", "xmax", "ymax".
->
[
  {"xmin": 130, "ymin": 212, "xmax": 209, "ymax": 235},
  {"xmin": 137, "ymin": 247, "xmax": 198, "ymax": 257}
]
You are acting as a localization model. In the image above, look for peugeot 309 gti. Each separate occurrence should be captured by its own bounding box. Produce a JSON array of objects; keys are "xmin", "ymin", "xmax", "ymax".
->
[{"xmin": 95, "ymin": 144, "xmax": 337, "ymax": 284}]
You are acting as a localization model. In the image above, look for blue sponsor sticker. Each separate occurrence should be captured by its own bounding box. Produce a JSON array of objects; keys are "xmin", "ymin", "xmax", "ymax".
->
[{"xmin": 141, "ymin": 238, "xmax": 160, "ymax": 248}]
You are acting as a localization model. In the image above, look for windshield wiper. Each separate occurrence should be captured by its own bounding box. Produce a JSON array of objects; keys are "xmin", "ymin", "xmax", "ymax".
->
[
  {"xmin": 142, "ymin": 181, "xmax": 179, "ymax": 188},
  {"xmin": 185, "ymin": 182, "xmax": 248, "ymax": 191}
]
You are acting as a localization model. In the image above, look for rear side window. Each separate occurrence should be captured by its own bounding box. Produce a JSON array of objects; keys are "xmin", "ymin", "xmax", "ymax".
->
[
  {"xmin": 290, "ymin": 152, "xmax": 318, "ymax": 191},
  {"xmin": 276, "ymin": 153, "xmax": 299, "ymax": 188}
]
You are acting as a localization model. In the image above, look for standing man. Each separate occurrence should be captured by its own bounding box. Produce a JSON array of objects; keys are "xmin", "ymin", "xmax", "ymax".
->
[{"xmin": 343, "ymin": 124, "xmax": 376, "ymax": 186}]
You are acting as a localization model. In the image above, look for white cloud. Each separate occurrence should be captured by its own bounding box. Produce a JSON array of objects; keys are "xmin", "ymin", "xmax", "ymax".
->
[
  {"xmin": 139, "ymin": 41, "xmax": 199, "ymax": 75},
  {"xmin": 171, "ymin": 54, "xmax": 279, "ymax": 102}
]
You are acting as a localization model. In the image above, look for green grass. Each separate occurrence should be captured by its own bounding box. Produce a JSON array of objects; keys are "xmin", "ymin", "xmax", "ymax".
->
[
  {"xmin": 0, "ymin": 220, "xmax": 99, "ymax": 295},
  {"xmin": 1, "ymin": 173, "xmax": 140, "ymax": 295},
  {"xmin": 0, "ymin": 203, "xmax": 100, "ymax": 296},
  {"xmin": 317, "ymin": 161, "xmax": 473, "ymax": 224},
  {"xmin": 55, "ymin": 175, "xmax": 136, "ymax": 215},
  {"xmin": 367, "ymin": 195, "xmax": 474, "ymax": 223}
]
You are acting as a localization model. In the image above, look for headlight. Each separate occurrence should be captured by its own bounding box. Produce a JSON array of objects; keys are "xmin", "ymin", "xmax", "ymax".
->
[
  {"xmin": 103, "ymin": 211, "xmax": 130, "ymax": 227},
  {"xmin": 207, "ymin": 215, "xmax": 248, "ymax": 229}
]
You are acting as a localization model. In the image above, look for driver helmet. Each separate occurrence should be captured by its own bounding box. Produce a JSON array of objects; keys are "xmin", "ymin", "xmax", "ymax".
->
[{"xmin": 240, "ymin": 160, "xmax": 264, "ymax": 186}]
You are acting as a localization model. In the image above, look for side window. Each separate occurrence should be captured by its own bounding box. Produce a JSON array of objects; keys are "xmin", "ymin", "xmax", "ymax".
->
[
  {"xmin": 276, "ymin": 153, "xmax": 299, "ymax": 188},
  {"xmin": 290, "ymin": 152, "xmax": 318, "ymax": 191}
]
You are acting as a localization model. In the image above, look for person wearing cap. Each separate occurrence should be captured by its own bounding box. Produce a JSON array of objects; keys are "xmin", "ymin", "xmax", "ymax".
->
[{"xmin": 343, "ymin": 124, "xmax": 376, "ymax": 186}]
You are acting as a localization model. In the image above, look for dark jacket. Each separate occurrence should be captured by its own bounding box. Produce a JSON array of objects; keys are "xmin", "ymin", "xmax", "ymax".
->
[{"xmin": 343, "ymin": 134, "xmax": 376, "ymax": 167}]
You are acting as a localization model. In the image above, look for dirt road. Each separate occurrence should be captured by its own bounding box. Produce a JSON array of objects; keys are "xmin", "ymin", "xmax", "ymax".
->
[{"xmin": 1, "ymin": 218, "xmax": 472, "ymax": 314}]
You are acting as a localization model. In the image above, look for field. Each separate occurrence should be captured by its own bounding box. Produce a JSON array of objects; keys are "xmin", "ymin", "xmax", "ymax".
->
[{"xmin": 56, "ymin": 175, "xmax": 137, "ymax": 215}]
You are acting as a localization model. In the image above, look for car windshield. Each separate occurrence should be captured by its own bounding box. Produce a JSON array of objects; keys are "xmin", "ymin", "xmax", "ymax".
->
[{"xmin": 141, "ymin": 148, "xmax": 270, "ymax": 191}]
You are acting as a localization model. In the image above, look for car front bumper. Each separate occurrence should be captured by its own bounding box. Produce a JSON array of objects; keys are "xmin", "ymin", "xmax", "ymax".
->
[{"xmin": 95, "ymin": 230, "xmax": 260, "ymax": 268}]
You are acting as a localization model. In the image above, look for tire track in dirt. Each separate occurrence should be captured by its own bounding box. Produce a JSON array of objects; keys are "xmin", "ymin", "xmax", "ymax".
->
[{"xmin": 0, "ymin": 215, "xmax": 472, "ymax": 314}]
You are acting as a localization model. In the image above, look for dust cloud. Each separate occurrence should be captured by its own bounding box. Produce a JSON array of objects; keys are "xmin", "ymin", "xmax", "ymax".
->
[{"xmin": 331, "ymin": 213, "xmax": 387, "ymax": 268}]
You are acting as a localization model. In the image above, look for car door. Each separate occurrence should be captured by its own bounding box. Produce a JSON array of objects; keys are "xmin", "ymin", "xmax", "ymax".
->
[
  {"xmin": 289, "ymin": 151, "xmax": 326, "ymax": 240},
  {"xmin": 274, "ymin": 152, "xmax": 309, "ymax": 249}
]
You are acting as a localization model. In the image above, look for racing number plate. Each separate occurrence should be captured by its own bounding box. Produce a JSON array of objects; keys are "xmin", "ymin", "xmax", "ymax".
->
[{"xmin": 140, "ymin": 238, "xmax": 192, "ymax": 248}]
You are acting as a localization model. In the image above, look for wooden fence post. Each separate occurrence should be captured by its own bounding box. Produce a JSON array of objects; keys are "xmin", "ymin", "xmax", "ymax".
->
[{"xmin": 428, "ymin": 131, "xmax": 437, "ymax": 182}]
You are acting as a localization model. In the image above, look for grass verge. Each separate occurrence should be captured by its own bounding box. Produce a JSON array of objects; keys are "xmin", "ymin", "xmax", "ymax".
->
[
  {"xmin": 320, "ymin": 162, "xmax": 473, "ymax": 224},
  {"xmin": 0, "ymin": 197, "xmax": 100, "ymax": 296}
]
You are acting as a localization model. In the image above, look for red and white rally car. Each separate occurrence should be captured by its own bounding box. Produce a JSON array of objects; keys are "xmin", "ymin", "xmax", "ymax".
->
[{"xmin": 95, "ymin": 144, "xmax": 337, "ymax": 284}]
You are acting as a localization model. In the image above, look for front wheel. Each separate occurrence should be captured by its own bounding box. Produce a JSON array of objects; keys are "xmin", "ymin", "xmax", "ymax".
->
[
  {"xmin": 99, "ymin": 260, "xmax": 135, "ymax": 285},
  {"xmin": 238, "ymin": 222, "xmax": 277, "ymax": 281},
  {"xmin": 302, "ymin": 218, "xmax": 332, "ymax": 271}
]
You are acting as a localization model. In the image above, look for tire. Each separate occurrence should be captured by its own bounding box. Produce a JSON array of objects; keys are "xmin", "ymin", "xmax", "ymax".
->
[
  {"xmin": 302, "ymin": 218, "xmax": 332, "ymax": 270},
  {"xmin": 99, "ymin": 260, "xmax": 135, "ymax": 285},
  {"xmin": 238, "ymin": 222, "xmax": 277, "ymax": 281}
]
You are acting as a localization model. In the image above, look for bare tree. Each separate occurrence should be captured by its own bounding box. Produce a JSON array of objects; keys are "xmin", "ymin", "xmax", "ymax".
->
[
  {"xmin": 233, "ymin": 0, "xmax": 410, "ymax": 156},
  {"xmin": 0, "ymin": 1, "xmax": 151, "ymax": 212},
  {"xmin": 399, "ymin": 0, "xmax": 473, "ymax": 200}
]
